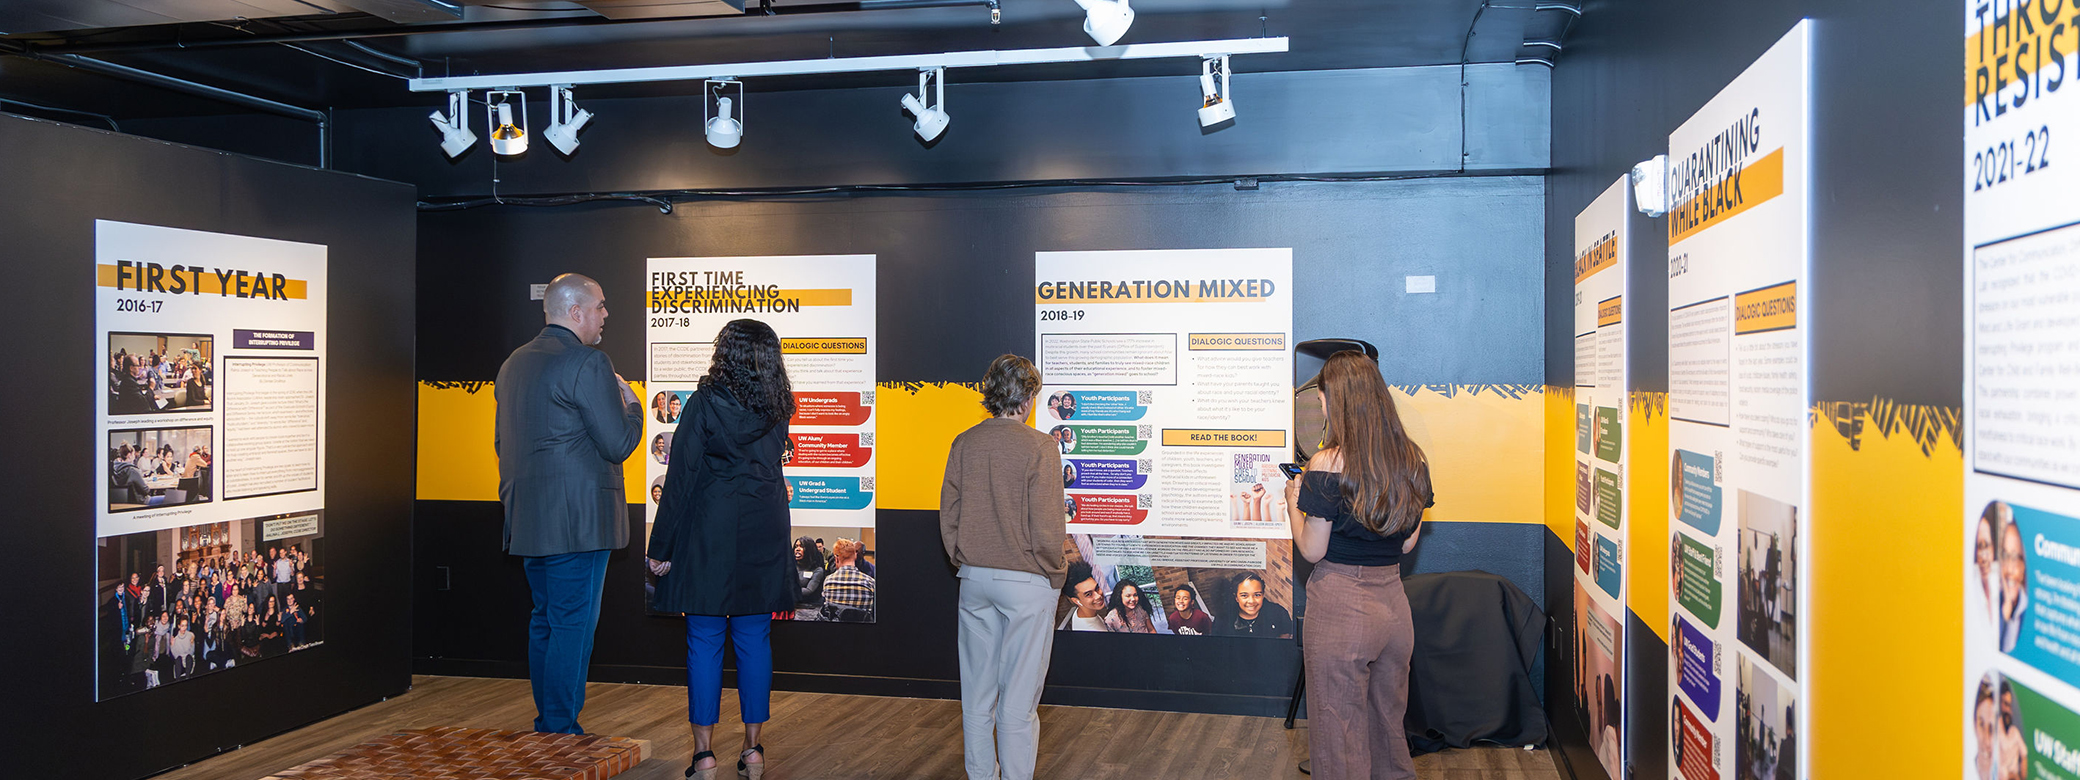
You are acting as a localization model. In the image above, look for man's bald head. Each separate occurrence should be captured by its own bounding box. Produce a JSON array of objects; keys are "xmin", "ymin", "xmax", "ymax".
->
[{"xmin": 544, "ymin": 273, "xmax": 610, "ymax": 345}]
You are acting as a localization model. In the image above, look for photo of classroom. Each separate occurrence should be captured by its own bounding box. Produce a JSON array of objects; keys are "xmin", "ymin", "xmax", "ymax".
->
[
  {"xmin": 108, "ymin": 332, "xmax": 213, "ymax": 415},
  {"xmin": 107, "ymin": 427, "xmax": 212, "ymax": 512}
]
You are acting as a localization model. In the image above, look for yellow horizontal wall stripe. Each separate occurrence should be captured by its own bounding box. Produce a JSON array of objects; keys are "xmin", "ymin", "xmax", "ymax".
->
[{"xmin": 417, "ymin": 380, "xmax": 1547, "ymax": 526}]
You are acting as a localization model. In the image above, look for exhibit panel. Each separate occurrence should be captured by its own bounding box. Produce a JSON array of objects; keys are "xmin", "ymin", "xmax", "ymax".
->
[
  {"xmin": 95, "ymin": 222, "xmax": 331, "ymax": 699},
  {"xmin": 1962, "ymin": 0, "xmax": 2080, "ymax": 776},
  {"xmin": 1571, "ymin": 177, "xmax": 1631, "ymax": 778},
  {"xmin": 1663, "ymin": 21, "xmax": 1811, "ymax": 780},
  {"xmin": 1034, "ymin": 249, "xmax": 1297, "ymax": 638},
  {"xmin": 643, "ymin": 255, "xmax": 880, "ymax": 621}
]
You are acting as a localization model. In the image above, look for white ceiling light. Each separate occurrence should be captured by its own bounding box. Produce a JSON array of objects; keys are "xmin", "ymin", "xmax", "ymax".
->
[
  {"xmin": 705, "ymin": 78, "xmax": 743, "ymax": 149},
  {"xmin": 429, "ymin": 89, "xmax": 476, "ymax": 158},
  {"xmin": 542, "ymin": 84, "xmax": 593, "ymax": 155},
  {"xmin": 1077, "ymin": 0, "xmax": 1134, "ymax": 47},
  {"xmin": 900, "ymin": 67, "xmax": 950, "ymax": 142},
  {"xmin": 486, "ymin": 89, "xmax": 529, "ymax": 156},
  {"xmin": 1197, "ymin": 55, "xmax": 1234, "ymax": 127}
]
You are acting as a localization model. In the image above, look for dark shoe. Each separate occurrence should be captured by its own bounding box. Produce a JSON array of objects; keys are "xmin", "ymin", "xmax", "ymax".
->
[
  {"xmin": 738, "ymin": 744, "xmax": 765, "ymax": 780},
  {"xmin": 687, "ymin": 750, "xmax": 718, "ymax": 780}
]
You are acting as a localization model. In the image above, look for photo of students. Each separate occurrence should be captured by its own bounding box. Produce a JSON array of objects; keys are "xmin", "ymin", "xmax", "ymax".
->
[
  {"xmin": 1058, "ymin": 561, "xmax": 1111, "ymax": 631},
  {"xmin": 1057, "ymin": 533, "xmax": 1293, "ymax": 640},
  {"xmin": 781, "ymin": 435, "xmax": 796, "ymax": 466},
  {"xmin": 1734, "ymin": 655, "xmax": 1795, "ymax": 780},
  {"xmin": 1974, "ymin": 502, "xmax": 2010, "ymax": 641},
  {"xmin": 1046, "ymin": 391, "xmax": 1076, "ymax": 421},
  {"xmin": 1064, "ymin": 497, "xmax": 1078, "ymax": 523},
  {"xmin": 96, "ymin": 512, "xmax": 325, "ymax": 700},
  {"xmin": 1735, "ymin": 490, "xmax": 1797, "ymax": 678},
  {"xmin": 1101, "ymin": 580, "xmax": 1159, "ymax": 633},
  {"xmin": 651, "ymin": 390, "xmax": 676, "ymax": 424},
  {"xmin": 1999, "ymin": 678, "xmax": 2027, "ymax": 780},
  {"xmin": 1973, "ymin": 673, "xmax": 2001, "ymax": 780},
  {"xmin": 1063, "ymin": 462, "xmax": 1078, "ymax": 489},
  {"xmin": 108, "ymin": 333, "xmax": 214, "ymax": 415},
  {"xmin": 651, "ymin": 432, "xmax": 673, "ymax": 465},
  {"xmin": 1165, "ymin": 583, "xmax": 1213, "ymax": 635},
  {"xmin": 1049, "ymin": 425, "xmax": 1075, "ymax": 454},
  {"xmin": 650, "ymin": 476, "xmax": 667, "ymax": 505},
  {"xmin": 2000, "ymin": 515, "xmax": 2029, "ymax": 654},
  {"xmin": 108, "ymin": 427, "xmax": 212, "ymax": 512},
  {"xmin": 1213, "ymin": 572, "xmax": 1292, "ymax": 638}
]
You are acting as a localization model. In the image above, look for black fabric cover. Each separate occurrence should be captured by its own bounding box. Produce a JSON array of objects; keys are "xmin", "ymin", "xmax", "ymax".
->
[{"xmin": 1403, "ymin": 570, "xmax": 1549, "ymax": 753}]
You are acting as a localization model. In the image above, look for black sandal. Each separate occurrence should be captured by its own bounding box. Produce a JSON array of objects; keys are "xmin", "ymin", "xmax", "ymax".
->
[
  {"xmin": 737, "ymin": 744, "xmax": 765, "ymax": 780},
  {"xmin": 686, "ymin": 750, "xmax": 718, "ymax": 780}
]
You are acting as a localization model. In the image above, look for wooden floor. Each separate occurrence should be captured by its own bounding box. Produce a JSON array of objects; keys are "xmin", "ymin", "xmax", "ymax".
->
[{"xmin": 157, "ymin": 676, "xmax": 1564, "ymax": 780}]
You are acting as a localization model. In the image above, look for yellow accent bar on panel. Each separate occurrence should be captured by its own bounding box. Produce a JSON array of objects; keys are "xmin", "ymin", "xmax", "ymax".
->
[
  {"xmin": 1187, "ymin": 333, "xmax": 1287, "ymax": 350},
  {"xmin": 647, "ymin": 288, "xmax": 853, "ymax": 309},
  {"xmin": 1667, "ymin": 147, "xmax": 1785, "ymax": 245},
  {"xmin": 97, "ymin": 263, "xmax": 310, "ymax": 299},
  {"xmin": 780, "ymin": 337, "xmax": 868, "ymax": 354},
  {"xmin": 1597, "ymin": 296, "xmax": 1623, "ymax": 327},
  {"xmin": 1574, "ymin": 236, "xmax": 1619, "ymax": 284},
  {"xmin": 1732, "ymin": 281, "xmax": 1797, "ymax": 334},
  {"xmin": 1161, "ymin": 429, "xmax": 1287, "ymax": 447}
]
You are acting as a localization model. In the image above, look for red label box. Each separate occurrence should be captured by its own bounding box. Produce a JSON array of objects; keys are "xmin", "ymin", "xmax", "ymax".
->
[
  {"xmin": 791, "ymin": 392, "xmax": 872, "ymax": 426},
  {"xmin": 1066, "ymin": 493, "xmax": 1148, "ymax": 525},
  {"xmin": 786, "ymin": 432, "xmax": 873, "ymax": 468}
]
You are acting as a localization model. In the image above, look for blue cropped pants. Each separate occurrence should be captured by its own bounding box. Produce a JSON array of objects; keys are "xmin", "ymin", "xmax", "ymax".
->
[{"xmin": 685, "ymin": 613, "xmax": 772, "ymax": 726}]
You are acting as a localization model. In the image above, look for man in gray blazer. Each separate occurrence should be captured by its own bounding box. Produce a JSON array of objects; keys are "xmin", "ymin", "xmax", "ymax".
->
[{"xmin": 495, "ymin": 272, "xmax": 643, "ymax": 735}]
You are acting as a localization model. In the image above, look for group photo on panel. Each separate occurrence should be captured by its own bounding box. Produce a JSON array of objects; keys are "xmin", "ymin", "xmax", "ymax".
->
[{"xmin": 498, "ymin": 273, "xmax": 1431, "ymax": 780}]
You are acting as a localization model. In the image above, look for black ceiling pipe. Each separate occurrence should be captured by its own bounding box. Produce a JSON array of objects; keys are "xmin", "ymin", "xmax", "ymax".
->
[{"xmin": 17, "ymin": 51, "xmax": 332, "ymax": 167}]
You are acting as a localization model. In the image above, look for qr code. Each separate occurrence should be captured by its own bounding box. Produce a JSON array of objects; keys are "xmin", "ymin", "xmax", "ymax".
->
[
  {"xmin": 1136, "ymin": 493, "xmax": 1153, "ymax": 510},
  {"xmin": 1712, "ymin": 451, "xmax": 1724, "ymax": 484},
  {"xmin": 1137, "ymin": 390, "xmax": 1153, "ymax": 404},
  {"xmin": 1136, "ymin": 459, "xmax": 1153, "ymax": 475},
  {"xmin": 860, "ymin": 476, "xmax": 875, "ymax": 492},
  {"xmin": 1137, "ymin": 425, "xmax": 1152, "ymax": 438},
  {"xmin": 861, "ymin": 390, "xmax": 876, "ymax": 406},
  {"xmin": 858, "ymin": 431, "xmax": 874, "ymax": 447}
]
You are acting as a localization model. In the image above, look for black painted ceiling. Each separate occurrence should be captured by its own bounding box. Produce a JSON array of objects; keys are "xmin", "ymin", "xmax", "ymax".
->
[{"xmin": 0, "ymin": 0, "xmax": 1575, "ymax": 119}]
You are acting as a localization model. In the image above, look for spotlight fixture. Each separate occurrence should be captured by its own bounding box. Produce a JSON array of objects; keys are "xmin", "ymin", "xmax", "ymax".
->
[
  {"xmin": 900, "ymin": 67, "xmax": 950, "ymax": 142},
  {"xmin": 705, "ymin": 78, "xmax": 744, "ymax": 149},
  {"xmin": 1197, "ymin": 55, "xmax": 1234, "ymax": 127},
  {"xmin": 429, "ymin": 89, "xmax": 477, "ymax": 158},
  {"xmin": 486, "ymin": 89, "xmax": 529, "ymax": 156},
  {"xmin": 1076, "ymin": 0, "xmax": 1134, "ymax": 46},
  {"xmin": 1631, "ymin": 154, "xmax": 1669, "ymax": 217},
  {"xmin": 542, "ymin": 84, "xmax": 593, "ymax": 155}
]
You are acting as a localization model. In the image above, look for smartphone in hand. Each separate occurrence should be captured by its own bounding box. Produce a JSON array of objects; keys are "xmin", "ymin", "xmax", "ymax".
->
[{"xmin": 1277, "ymin": 462, "xmax": 1305, "ymax": 479}]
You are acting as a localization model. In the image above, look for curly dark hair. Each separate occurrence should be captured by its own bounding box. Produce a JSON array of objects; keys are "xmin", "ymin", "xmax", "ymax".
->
[
  {"xmin": 1107, "ymin": 579, "xmax": 1154, "ymax": 620},
  {"xmin": 700, "ymin": 319, "xmax": 795, "ymax": 426},
  {"xmin": 981, "ymin": 354, "xmax": 1042, "ymax": 417}
]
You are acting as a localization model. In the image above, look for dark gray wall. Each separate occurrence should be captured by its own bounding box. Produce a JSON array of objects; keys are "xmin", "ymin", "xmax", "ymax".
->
[
  {"xmin": 411, "ymin": 176, "xmax": 1548, "ymax": 715},
  {"xmin": 1544, "ymin": 1, "xmax": 1962, "ymax": 778},
  {"xmin": 0, "ymin": 112, "xmax": 418, "ymax": 780}
]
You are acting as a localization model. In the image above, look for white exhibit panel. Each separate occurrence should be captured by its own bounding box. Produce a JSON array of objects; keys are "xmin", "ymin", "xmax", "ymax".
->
[
  {"xmin": 1963, "ymin": 1, "xmax": 2080, "ymax": 776},
  {"xmin": 1035, "ymin": 249, "xmax": 1298, "ymax": 638},
  {"xmin": 1665, "ymin": 21, "xmax": 1811, "ymax": 780},
  {"xmin": 1572, "ymin": 176, "xmax": 1631, "ymax": 778},
  {"xmin": 645, "ymin": 255, "xmax": 878, "ymax": 622},
  {"xmin": 95, "ymin": 221, "xmax": 330, "ymax": 700}
]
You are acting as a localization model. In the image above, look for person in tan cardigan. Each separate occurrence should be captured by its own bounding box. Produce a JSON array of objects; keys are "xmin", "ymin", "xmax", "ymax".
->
[{"xmin": 940, "ymin": 354, "xmax": 1066, "ymax": 780}]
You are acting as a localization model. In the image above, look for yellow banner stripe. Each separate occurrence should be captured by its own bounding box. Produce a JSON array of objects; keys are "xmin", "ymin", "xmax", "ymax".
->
[
  {"xmin": 781, "ymin": 337, "xmax": 868, "ymax": 354},
  {"xmin": 1596, "ymin": 296, "xmax": 1623, "ymax": 327},
  {"xmin": 1733, "ymin": 281, "xmax": 1798, "ymax": 334},
  {"xmin": 1964, "ymin": 1, "xmax": 2079, "ymax": 107},
  {"xmin": 1574, "ymin": 236, "xmax": 1620, "ymax": 284},
  {"xmin": 97, "ymin": 264, "xmax": 309, "ymax": 299},
  {"xmin": 1160, "ymin": 429, "xmax": 1287, "ymax": 448},
  {"xmin": 646, "ymin": 288, "xmax": 853, "ymax": 307},
  {"xmin": 1668, "ymin": 147, "xmax": 1785, "ymax": 245}
]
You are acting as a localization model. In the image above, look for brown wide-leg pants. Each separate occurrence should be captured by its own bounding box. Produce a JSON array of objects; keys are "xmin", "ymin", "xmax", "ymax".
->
[{"xmin": 1304, "ymin": 560, "xmax": 1416, "ymax": 780}]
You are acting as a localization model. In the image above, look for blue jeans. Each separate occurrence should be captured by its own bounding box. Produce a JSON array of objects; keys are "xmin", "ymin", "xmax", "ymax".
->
[
  {"xmin": 686, "ymin": 614, "xmax": 772, "ymax": 727},
  {"xmin": 523, "ymin": 549, "xmax": 611, "ymax": 734}
]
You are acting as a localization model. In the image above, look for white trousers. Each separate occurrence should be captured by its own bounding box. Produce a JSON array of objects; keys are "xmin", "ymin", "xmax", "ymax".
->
[{"xmin": 957, "ymin": 566, "xmax": 1058, "ymax": 780}]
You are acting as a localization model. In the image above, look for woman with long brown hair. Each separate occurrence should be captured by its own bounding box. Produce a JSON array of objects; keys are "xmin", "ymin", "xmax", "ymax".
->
[{"xmin": 1282, "ymin": 350, "xmax": 1433, "ymax": 780}]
